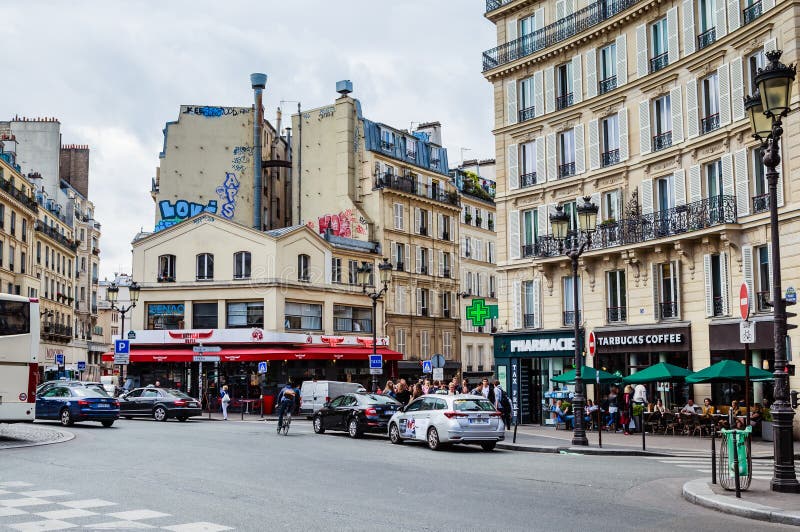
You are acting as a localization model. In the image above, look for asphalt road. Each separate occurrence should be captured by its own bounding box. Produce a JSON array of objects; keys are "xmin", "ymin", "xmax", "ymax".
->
[{"xmin": 0, "ymin": 418, "xmax": 791, "ymax": 531}]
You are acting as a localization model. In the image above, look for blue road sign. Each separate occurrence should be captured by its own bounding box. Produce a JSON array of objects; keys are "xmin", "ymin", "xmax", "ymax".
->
[
  {"xmin": 55, "ymin": 353, "xmax": 65, "ymax": 365},
  {"xmin": 258, "ymin": 361, "xmax": 268, "ymax": 374},
  {"xmin": 369, "ymin": 354, "xmax": 383, "ymax": 369},
  {"xmin": 114, "ymin": 339, "xmax": 130, "ymax": 355},
  {"xmin": 77, "ymin": 361, "xmax": 86, "ymax": 371},
  {"xmin": 422, "ymin": 360, "xmax": 432, "ymax": 374},
  {"xmin": 787, "ymin": 286, "xmax": 797, "ymax": 305}
]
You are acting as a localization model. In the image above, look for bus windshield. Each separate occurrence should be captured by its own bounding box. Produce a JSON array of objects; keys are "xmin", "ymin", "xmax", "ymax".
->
[{"xmin": 0, "ymin": 300, "xmax": 30, "ymax": 335}]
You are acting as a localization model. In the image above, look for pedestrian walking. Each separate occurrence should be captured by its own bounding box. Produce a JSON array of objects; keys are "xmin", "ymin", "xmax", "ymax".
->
[
  {"xmin": 494, "ymin": 380, "xmax": 511, "ymax": 430},
  {"xmin": 606, "ymin": 386, "xmax": 619, "ymax": 432},
  {"xmin": 220, "ymin": 385, "xmax": 231, "ymax": 420},
  {"xmin": 621, "ymin": 385, "xmax": 634, "ymax": 435},
  {"xmin": 395, "ymin": 381, "xmax": 411, "ymax": 405},
  {"xmin": 461, "ymin": 379, "xmax": 470, "ymax": 394},
  {"xmin": 382, "ymin": 380, "xmax": 396, "ymax": 399}
]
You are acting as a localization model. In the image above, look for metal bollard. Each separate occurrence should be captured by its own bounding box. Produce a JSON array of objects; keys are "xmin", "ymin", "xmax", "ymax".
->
[
  {"xmin": 711, "ymin": 425, "xmax": 716, "ymax": 485},
  {"xmin": 641, "ymin": 411, "xmax": 646, "ymax": 451}
]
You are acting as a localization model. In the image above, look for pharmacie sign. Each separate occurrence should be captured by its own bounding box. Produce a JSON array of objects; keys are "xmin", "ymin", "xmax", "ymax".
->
[{"xmin": 510, "ymin": 337, "xmax": 575, "ymax": 352}]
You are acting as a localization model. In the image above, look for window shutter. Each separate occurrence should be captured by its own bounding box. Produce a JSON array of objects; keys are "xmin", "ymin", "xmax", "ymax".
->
[
  {"xmin": 721, "ymin": 251, "xmax": 730, "ymax": 315},
  {"xmin": 506, "ymin": 80, "xmax": 518, "ymax": 126},
  {"xmin": 574, "ymin": 124, "xmax": 585, "ymax": 174},
  {"xmin": 742, "ymin": 245, "xmax": 754, "ymax": 311},
  {"xmin": 556, "ymin": 0, "xmax": 566, "ymax": 19},
  {"xmin": 689, "ymin": 164, "xmax": 702, "ymax": 203},
  {"xmin": 545, "ymin": 67, "xmax": 555, "ymax": 114},
  {"xmin": 428, "ymin": 251, "xmax": 434, "ymax": 280},
  {"xmin": 404, "ymin": 244, "xmax": 410, "ymax": 272},
  {"xmin": 667, "ymin": 7, "xmax": 679, "ymax": 65},
  {"xmin": 415, "ymin": 246, "xmax": 422, "ymax": 273},
  {"xmin": 636, "ymin": 24, "xmax": 648, "ymax": 79},
  {"xmin": 675, "ymin": 260, "xmax": 682, "ymax": 318},
  {"xmin": 588, "ymin": 119, "xmax": 600, "ymax": 170},
  {"xmin": 414, "ymin": 207, "xmax": 421, "ymax": 234},
  {"xmin": 703, "ymin": 254, "xmax": 713, "ymax": 317},
  {"xmin": 718, "ymin": 63, "xmax": 731, "ymax": 126},
  {"xmin": 682, "ymin": 0, "xmax": 696, "ymax": 56},
  {"xmin": 533, "ymin": 278, "xmax": 541, "ymax": 328},
  {"xmin": 670, "ymin": 86, "xmax": 684, "ymax": 144},
  {"xmin": 546, "ymin": 133, "xmax": 557, "ymax": 181},
  {"xmin": 538, "ymin": 205, "xmax": 549, "ymax": 236},
  {"xmin": 686, "ymin": 78, "xmax": 699, "ymax": 139},
  {"xmin": 534, "ymin": 8, "xmax": 544, "ymax": 30},
  {"xmin": 641, "ymin": 178, "xmax": 654, "ymax": 214},
  {"xmin": 618, "ymin": 108, "xmax": 629, "ymax": 161},
  {"xmin": 727, "ymin": 0, "xmax": 740, "ymax": 32},
  {"xmin": 572, "ymin": 54, "xmax": 582, "ymax": 104},
  {"xmin": 652, "ymin": 263, "xmax": 660, "ymax": 320},
  {"xmin": 437, "ymin": 213, "xmax": 443, "ymax": 239},
  {"xmin": 430, "ymin": 288, "xmax": 438, "ymax": 317},
  {"xmin": 535, "ymin": 136, "xmax": 546, "ymax": 184},
  {"xmin": 674, "ymin": 169, "xmax": 686, "ymax": 206},
  {"xmin": 731, "ymin": 57, "xmax": 745, "ymax": 121},
  {"xmin": 715, "ymin": 0, "xmax": 727, "ymax": 39},
  {"xmin": 507, "ymin": 143, "xmax": 519, "ymax": 190},
  {"xmin": 324, "ymin": 251, "xmax": 332, "ymax": 283},
  {"xmin": 765, "ymin": 38, "xmax": 777, "ymax": 53},
  {"xmin": 437, "ymin": 250, "xmax": 443, "ymax": 276},
  {"xmin": 721, "ymin": 153, "xmax": 734, "ymax": 197},
  {"xmin": 416, "ymin": 288, "xmax": 423, "ymax": 316},
  {"xmin": 734, "ymin": 148, "xmax": 750, "ymax": 216},
  {"xmin": 506, "ymin": 18, "xmax": 518, "ymax": 43},
  {"xmin": 534, "ymin": 70, "xmax": 544, "ymax": 117},
  {"xmin": 639, "ymin": 100, "xmax": 651, "ymax": 156},
  {"xmin": 777, "ymin": 151, "xmax": 785, "ymax": 207},
  {"xmin": 586, "ymin": 48, "xmax": 597, "ymax": 99},
  {"xmin": 513, "ymin": 280, "xmax": 522, "ymax": 329},
  {"xmin": 616, "ymin": 34, "xmax": 628, "ymax": 86},
  {"xmin": 395, "ymin": 285, "xmax": 403, "ymax": 314},
  {"xmin": 390, "ymin": 240, "xmax": 397, "ymax": 266},
  {"xmin": 509, "ymin": 210, "xmax": 521, "ymax": 260},
  {"xmin": 767, "ymin": 244, "xmax": 773, "ymax": 290},
  {"xmin": 591, "ymin": 192, "xmax": 602, "ymax": 222},
  {"xmin": 461, "ymin": 236, "xmax": 466, "ymax": 258}
]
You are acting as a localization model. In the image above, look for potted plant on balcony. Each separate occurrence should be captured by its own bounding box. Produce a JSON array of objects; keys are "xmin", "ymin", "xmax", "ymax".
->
[
  {"xmin": 464, "ymin": 213, "xmax": 472, "ymax": 223},
  {"xmin": 475, "ymin": 216, "xmax": 483, "ymax": 226},
  {"xmin": 488, "ymin": 219, "xmax": 494, "ymax": 230}
]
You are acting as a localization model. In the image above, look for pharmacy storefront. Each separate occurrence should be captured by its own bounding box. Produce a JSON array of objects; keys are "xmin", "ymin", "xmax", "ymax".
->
[{"xmin": 494, "ymin": 330, "xmax": 580, "ymax": 425}]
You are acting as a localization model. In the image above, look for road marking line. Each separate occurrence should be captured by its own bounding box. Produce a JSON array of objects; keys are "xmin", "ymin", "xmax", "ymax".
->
[
  {"xmin": 21, "ymin": 491, "xmax": 73, "ymax": 498},
  {"xmin": 162, "ymin": 523, "xmax": 233, "ymax": 531},
  {"xmin": 8, "ymin": 519, "xmax": 78, "ymax": 531},
  {"xmin": 59, "ymin": 499, "xmax": 117, "ymax": 509},
  {"xmin": 0, "ymin": 507, "xmax": 28, "ymax": 517},
  {"xmin": 0, "ymin": 482, "xmax": 34, "ymax": 488},
  {"xmin": 35, "ymin": 509, "xmax": 97, "ymax": 520},
  {"xmin": 0, "ymin": 498, "xmax": 53, "ymax": 508},
  {"xmin": 84, "ymin": 521, "xmax": 154, "ymax": 530},
  {"xmin": 106, "ymin": 510, "xmax": 170, "ymax": 520}
]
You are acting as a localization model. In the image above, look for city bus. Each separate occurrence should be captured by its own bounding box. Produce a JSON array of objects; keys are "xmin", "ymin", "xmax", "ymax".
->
[{"xmin": 0, "ymin": 295, "xmax": 40, "ymax": 422}]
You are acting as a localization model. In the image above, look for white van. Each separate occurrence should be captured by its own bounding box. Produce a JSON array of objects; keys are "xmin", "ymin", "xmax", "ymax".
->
[
  {"xmin": 100, "ymin": 375, "xmax": 117, "ymax": 395},
  {"xmin": 300, "ymin": 380, "xmax": 366, "ymax": 417}
]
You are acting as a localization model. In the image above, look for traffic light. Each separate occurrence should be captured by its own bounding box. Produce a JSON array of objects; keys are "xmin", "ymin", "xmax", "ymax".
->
[{"xmin": 786, "ymin": 303, "xmax": 797, "ymax": 332}]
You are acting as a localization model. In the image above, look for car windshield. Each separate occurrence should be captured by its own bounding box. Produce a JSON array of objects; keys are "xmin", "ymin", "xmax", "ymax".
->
[
  {"xmin": 71, "ymin": 388, "xmax": 109, "ymax": 398},
  {"xmin": 453, "ymin": 398, "xmax": 495, "ymax": 412},
  {"xmin": 167, "ymin": 389, "xmax": 192, "ymax": 399},
  {"xmin": 360, "ymin": 394, "xmax": 400, "ymax": 405}
]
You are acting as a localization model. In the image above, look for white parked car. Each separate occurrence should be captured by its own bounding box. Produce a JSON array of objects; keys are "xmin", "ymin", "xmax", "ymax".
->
[
  {"xmin": 299, "ymin": 380, "xmax": 366, "ymax": 418},
  {"xmin": 387, "ymin": 394, "xmax": 505, "ymax": 451}
]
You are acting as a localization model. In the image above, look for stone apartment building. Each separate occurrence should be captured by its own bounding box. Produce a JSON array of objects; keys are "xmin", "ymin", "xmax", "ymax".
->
[{"xmin": 482, "ymin": 0, "xmax": 799, "ymax": 425}]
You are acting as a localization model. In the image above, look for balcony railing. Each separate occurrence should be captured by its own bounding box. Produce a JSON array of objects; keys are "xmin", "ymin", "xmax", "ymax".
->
[
  {"xmin": 601, "ymin": 149, "xmax": 620, "ymax": 167},
  {"xmin": 395, "ymin": 262, "xmax": 404, "ymax": 271},
  {"xmin": 599, "ymin": 75, "xmax": 617, "ymax": 94},
  {"xmin": 523, "ymin": 313, "xmax": 537, "ymax": 328},
  {"xmin": 607, "ymin": 306, "xmax": 627, "ymax": 322},
  {"xmin": 752, "ymin": 193, "xmax": 770, "ymax": 214},
  {"xmin": 701, "ymin": 113, "xmax": 720, "ymax": 134},
  {"xmin": 525, "ymin": 195, "xmax": 737, "ymax": 258},
  {"xmin": 485, "ymin": 0, "xmax": 513, "ymax": 11},
  {"xmin": 42, "ymin": 322, "xmax": 73, "ymax": 342},
  {"xmin": 653, "ymin": 131, "xmax": 672, "ymax": 151},
  {"xmin": 34, "ymin": 222, "xmax": 78, "ymax": 251},
  {"xmin": 334, "ymin": 317, "xmax": 373, "ymax": 333},
  {"xmin": 375, "ymin": 173, "xmax": 460, "ymax": 207},
  {"xmin": 482, "ymin": 0, "xmax": 642, "ymax": 72},
  {"xmin": 556, "ymin": 93, "xmax": 574, "ymax": 110},
  {"xmin": 713, "ymin": 296, "xmax": 724, "ymax": 316},
  {"xmin": 380, "ymin": 141, "xmax": 394, "ymax": 151},
  {"xmin": 757, "ymin": 291, "xmax": 771, "ymax": 312},
  {"xmin": 443, "ymin": 268, "xmax": 451, "ymax": 278},
  {"xmin": 520, "ymin": 171, "xmax": 537, "ymax": 188},
  {"xmin": 0, "ymin": 176, "xmax": 38, "ymax": 213},
  {"xmin": 563, "ymin": 310, "xmax": 581, "ymax": 326},
  {"xmin": 650, "ymin": 52, "xmax": 669, "ymax": 73},
  {"xmin": 743, "ymin": 0, "xmax": 763, "ymax": 25},
  {"xmin": 519, "ymin": 106, "xmax": 536, "ymax": 122},
  {"xmin": 558, "ymin": 161, "xmax": 576, "ymax": 179},
  {"xmin": 697, "ymin": 27, "xmax": 717, "ymax": 50},
  {"xmin": 660, "ymin": 301, "xmax": 678, "ymax": 320}
]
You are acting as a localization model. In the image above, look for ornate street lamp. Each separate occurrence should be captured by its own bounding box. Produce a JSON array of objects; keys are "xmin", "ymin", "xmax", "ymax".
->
[
  {"xmin": 107, "ymin": 281, "xmax": 141, "ymax": 390},
  {"xmin": 550, "ymin": 197, "xmax": 598, "ymax": 446},
  {"xmin": 359, "ymin": 259, "xmax": 393, "ymax": 392},
  {"xmin": 745, "ymin": 49, "xmax": 799, "ymax": 493}
]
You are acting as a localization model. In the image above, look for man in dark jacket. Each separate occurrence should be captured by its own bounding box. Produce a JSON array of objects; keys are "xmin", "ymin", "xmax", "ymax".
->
[{"xmin": 480, "ymin": 378, "xmax": 495, "ymax": 404}]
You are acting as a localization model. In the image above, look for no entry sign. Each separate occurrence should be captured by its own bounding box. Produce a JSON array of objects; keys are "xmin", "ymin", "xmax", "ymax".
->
[
  {"xmin": 587, "ymin": 330, "xmax": 596, "ymax": 356},
  {"xmin": 739, "ymin": 283, "xmax": 750, "ymax": 321}
]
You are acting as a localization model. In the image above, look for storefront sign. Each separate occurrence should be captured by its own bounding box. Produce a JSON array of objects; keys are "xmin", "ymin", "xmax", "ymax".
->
[
  {"xmin": 510, "ymin": 337, "xmax": 575, "ymax": 353},
  {"xmin": 597, "ymin": 334, "xmax": 683, "ymax": 346},
  {"xmin": 593, "ymin": 326, "xmax": 691, "ymax": 354},
  {"xmin": 510, "ymin": 358, "xmax": 520, "ymax": 425}
]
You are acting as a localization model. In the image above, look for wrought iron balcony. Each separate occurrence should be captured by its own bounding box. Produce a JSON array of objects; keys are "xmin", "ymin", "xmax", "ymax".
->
[
  {"xmin": 558, "ymin": 161, "xmax": 575, "ymax": 179},
  {"xmin": 519, "ymin": 106, "xmax": 536, "ymax": 122},
  {"xmin": 556, "ymin": 92, "xmax": 574, "ymax": 110},
  {"xmin": 563, "ymin": 310, "xmax": 581, "ymax": 326},
  {"xmin": 482, "ymin": 0, "xmax": 642, "ymax": 72},
  {"xmin": 653, "ymin": 131, "xmax": 672, "ymax": 151},
  {"xmin": 523, "ymin": 313, "xmax": 537, "ymax": 328},
  {"xmin": 607, "ymin": 306, "xmax": 627, "ymax": 323},
  {"xmin": 712, "ymin": 296, "xmax": 724, "ymax": 316},
  {"xmin": 752, "ymin": 193, "xmax": 770, "ymax": 214},
  {"xmin": 757, "ymin": 291, "xmax": 771, "ymax": 312},
  {"xmin": 602, "ymin": 149, "xmax": 620, "ymax": 167},
  {"xmin": 34, "ymin": 222, "xmax": 78, "ymax": 251},
  {"xmin": 526, "ymin": 195, "xmax": 738, "ymax": 258},
  {"xmin": 649, "ymin": 52, "xmax": 669, "ymax": 73},
  {"xmin": 599, "ymin": 75, "xmax": 617, "ymax": 94},
  {"xmin": 485, "ymin": 0, "xmax": 513, "ymax": 12},
  {"xmin": 659, "ymin": 301, "xmax": 678, "ymax": 320},
  {"xmin": 743, "ymin": 0, "xmax": 763, "ymax": 25},
  {"xmin": 697, "ymin": 27, "xmax": 716, "ymax": 50},
  {"xmin": 375, "ymin": 173, "xmax": 460, "ymax": 207},
  {"xmin": 0, "ymin": 176, "xmax": 38, "ymax": 213},
  {"xmin": 701, "ymin": 113, "xmax": 720, "ymax": 134},
  {"xmin": 520, "ymin": 171, "xmax": 537, "ymax": 188},
  {"xmin": 380, "ymin": 141, "xmax": 394, "ymax": 151}
]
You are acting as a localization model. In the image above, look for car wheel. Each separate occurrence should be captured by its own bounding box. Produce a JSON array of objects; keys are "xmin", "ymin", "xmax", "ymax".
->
[
  {"xmin": 177, "ymin": 417, "xmax": 187, "ymax": 422},
  {"xmin": 313, "ymin": 415, "xmax": 325, "ymax": 434},
  {"xmin": 427, "ymin": 427, "xmax": 442, "ymax": 451},
  {"xmin": 389, "ymin": 423, "xmax": 402, "ymax": 444},
  {"xmin": 101, "ymin": 420, "xmax": 114, "ymax": 428},
  {"xmin": 481, "ymin": 441, "xmax": 496, "ymax": 452},
  {"xmin": 60, "ymin": 408, "xmax": 74, "ymax": 427},
  {"xmin": 348, "ymin": 417, "xmax": 362, "ymax": 439},
  {"xmin": 153, "ymin": 406, "xmax": 167, "ymax": 422}
]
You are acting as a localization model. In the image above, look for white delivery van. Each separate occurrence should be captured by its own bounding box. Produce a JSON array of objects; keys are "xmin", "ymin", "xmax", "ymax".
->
[
  {"xmin": 100, "ymin": 375, "xmax": 117, "ymax": 395},
  {"xmin": 300, "ymin": 380, "xmax": 366, "ymax": 417}
]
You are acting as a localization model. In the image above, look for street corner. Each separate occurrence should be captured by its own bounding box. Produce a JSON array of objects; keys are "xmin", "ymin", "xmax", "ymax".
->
[
  {"xmin": 0, "ymin": 423, "xmax": 75, "ymax": 450},
  {"xmin": 683, "ymin": 478, "xmax": 800, "ymax": 527}
]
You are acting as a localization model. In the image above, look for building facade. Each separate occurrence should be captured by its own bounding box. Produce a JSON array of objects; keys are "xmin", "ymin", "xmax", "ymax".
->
[{"xmin": 483, "ymin": 0, "xmax": 799, "ymax": 426}]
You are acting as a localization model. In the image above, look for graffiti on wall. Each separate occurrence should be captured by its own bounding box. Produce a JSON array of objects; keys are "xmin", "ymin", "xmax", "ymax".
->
[
  {"xmin": 307, "ymin": 209, "xmax": 367, "ymax": 238},
  {"xmin": 155, "ymin": 200, "xmax": 218, "ymax": 232},
  {"xmin": 216, "ymin": 172, "xmax": 240, "ymax": 219},
  {"xmin": 231, "ymin": 146, "xmax": 252, "ymax": 173},
  {"xmin": 183, "ymin": 106, "xmax": 248, "ymax": 117}
]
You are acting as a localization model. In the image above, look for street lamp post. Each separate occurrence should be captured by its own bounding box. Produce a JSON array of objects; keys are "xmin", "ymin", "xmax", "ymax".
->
[
  {"xmin": 744, "ymin": 49, "xmax": 800, "ymax": 493},
  {"xmin": 106, "ymin": 281, "xmax": 141, "ymax": 390},
  {"xmin": 550, "ymin": 197, "xmax": 598, "ymax": 447},
  {"xmin": 358, "ymin": 258, "xmax": 393, "ymax": 392}
]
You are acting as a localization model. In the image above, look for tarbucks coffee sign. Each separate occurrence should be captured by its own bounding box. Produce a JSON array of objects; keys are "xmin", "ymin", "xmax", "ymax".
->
[{"xmin": 593, "ymin": 326, "xmax": 691, "ymax": 354}]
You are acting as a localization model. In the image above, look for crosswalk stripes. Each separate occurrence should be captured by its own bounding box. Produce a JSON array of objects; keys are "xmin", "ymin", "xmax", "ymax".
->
[{"xmin": 646, "ymin": 456, "xmax": 797, "ymax": 481}]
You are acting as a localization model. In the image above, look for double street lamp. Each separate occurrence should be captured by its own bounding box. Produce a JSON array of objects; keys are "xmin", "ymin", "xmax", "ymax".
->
[
  {"xmin": 107, "ymin": 281, "xmax": 141, "ymax": 389},
  {"xmin": 550, "ymin": 197, "xmax": 598, "ymax": 447},
  {"xmin": 744, "ymin": 49, "xmax": 800, "ymax": 493},
  {"xmin": 358, "ymin": 258, "xmax": 393, "ymax": 392}
]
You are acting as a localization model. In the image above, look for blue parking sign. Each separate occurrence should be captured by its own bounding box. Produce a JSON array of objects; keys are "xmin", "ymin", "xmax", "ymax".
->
[
  {"xmin": 422, "ymin": 360, "xmax": 432, "ymax": 373},
  {"xmin": 77, "ymin": 361, "xmax": 86, "ymax": 371},
  {"xmin": 55, "ymin": 353, "xmax": 65, "ymax": 366},
  {"xmin": 114, "ymin": 339, "xmax": 130, "ymax": 354},
  {"xmin": 369, "ymin": 354, "xmax": 383, "ymax": 369}
]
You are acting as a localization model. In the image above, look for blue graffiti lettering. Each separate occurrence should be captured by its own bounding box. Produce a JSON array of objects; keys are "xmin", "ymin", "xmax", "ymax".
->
[
  {"xmin": 216, "ymin": 172, "xmax": 240, "ymax": 220},
  {"xmin": 183, "ymin": 106, "xmax": 246, "ymax": 118},
  {"xmin": 155, "ymin": 200, "xmax": 218, "ymax": 232}
]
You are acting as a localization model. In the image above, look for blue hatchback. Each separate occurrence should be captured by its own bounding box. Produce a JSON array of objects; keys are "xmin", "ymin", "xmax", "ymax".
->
[{"xmin": 36, "ymin": 385, "xmax": 120, "ymax": 427}]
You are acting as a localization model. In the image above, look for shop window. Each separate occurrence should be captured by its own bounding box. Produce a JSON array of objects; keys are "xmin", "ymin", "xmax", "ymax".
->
[
  {"xmin": 333, "ymin": 305, "xmax": 372, "ymax": 333},
  {"xmin": 233, "ymin": 251, "xmax": 251, "ymax": 280},
  {"xmin": 226, "ymin": 301, "xmax": 264, "ymax": 328},
  {"xmin": 298, "ymin": 254, "xmax": 310, "ymax": 282},
  {"xmin": 158, "ymin": 254, "xmax": 176, "ymax": 282},
  {"xmin": 606, "ymin": 270, "xmax": 627, "ymax": 323},
  {"xmin": 284, "ymin": 302, "xmax": 322, "ymax": 331},
  {"xmin": 196, "ymin": 253, "xmax": 214, "ymax": 281},
  {"xmin": 146, "ymin": 303, "xmax": 185, "ymax": 330},
  {"xmin": 192, "ymin": 302, "xmax": 218, "ymax": 329}
]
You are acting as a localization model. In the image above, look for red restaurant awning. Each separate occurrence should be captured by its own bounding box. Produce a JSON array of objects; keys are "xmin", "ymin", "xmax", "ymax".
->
[{"xmin": 101, "ymin": 345, "xmax": 403, "ymax": 363}]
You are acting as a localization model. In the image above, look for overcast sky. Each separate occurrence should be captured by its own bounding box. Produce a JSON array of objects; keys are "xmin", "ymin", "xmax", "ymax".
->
[{"xmin": 1, "ymin": 1, "xmax": 495, "ymax": 280}]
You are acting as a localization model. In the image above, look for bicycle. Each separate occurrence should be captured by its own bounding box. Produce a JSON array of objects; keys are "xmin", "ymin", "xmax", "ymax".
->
[{"xmin": 277, "ymin": 411, "xmax": 291, "ymax": 435}]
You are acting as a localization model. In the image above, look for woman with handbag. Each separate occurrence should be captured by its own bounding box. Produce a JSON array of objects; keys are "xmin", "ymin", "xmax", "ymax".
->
[{"xmin": 220, "ymin": 385, "xmax": 231, "ymax": 421}]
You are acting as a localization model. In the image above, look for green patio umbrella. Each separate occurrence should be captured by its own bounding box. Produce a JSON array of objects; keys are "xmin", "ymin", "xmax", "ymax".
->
[
  {"xmin": 685, "ymin": 359, "xmax": 774, "ymax": 383},
  {"xmin": 552, "ymin": 367, "xmax": 620, "ymax": 385},
  {"xmin": 622, "ymin": 362, "xmax": 693, "ymax": 384}
]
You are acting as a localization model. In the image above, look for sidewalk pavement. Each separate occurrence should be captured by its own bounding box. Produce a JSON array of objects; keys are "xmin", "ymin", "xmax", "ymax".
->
[{"xmin": 683, "ymin": 478, "xmax": 800, "ymax": 526}]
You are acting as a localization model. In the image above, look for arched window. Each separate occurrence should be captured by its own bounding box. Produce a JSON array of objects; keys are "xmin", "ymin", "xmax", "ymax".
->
[
  {"xmin": 233, "ymin": 251, "xmax": 251, "ymax": 279},
  {"xmin": 158, "ymin": 255, "xmax": 176, "ymax": 282},
  {"xmin": 196, "ymin": 253, "xmax": 214, "ymax": 281},
  {"xmin": 298, "ymin": 254, "xmax": 310, "ymax": 282}
]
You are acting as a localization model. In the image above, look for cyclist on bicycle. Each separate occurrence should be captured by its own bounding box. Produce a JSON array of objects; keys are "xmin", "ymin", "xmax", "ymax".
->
[{"xmin": 276, "ymin": 382, "xmax": 296, "ymax": 431}]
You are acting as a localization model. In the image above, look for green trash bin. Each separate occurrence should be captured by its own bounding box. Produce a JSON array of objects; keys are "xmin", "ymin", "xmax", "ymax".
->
[{"xmin": 718, "ymin": 426, "xmax": 752, "ymax": 491}]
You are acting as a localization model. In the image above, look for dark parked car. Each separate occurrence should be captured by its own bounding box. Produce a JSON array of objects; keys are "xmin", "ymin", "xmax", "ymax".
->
[
  {"xmin": 36, "ymin": 386, "xmax": 119, "ymax": 427},
  {"xmin": 37, "ymin": 380, "xmax": 110, "ymax": 398},
  {"xmin": 312, "ymin": 392, "xmax": 401, "ymax": 438},
  {"xmin": 119, "ymin": 387, "xmax": 202, "ymax": 422}
]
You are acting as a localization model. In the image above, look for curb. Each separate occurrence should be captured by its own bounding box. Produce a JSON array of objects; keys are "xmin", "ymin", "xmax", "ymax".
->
[
  {"xmin": 0, "ymin": 425, "xmax": 75, "ymax": 450},
  {"xmin": 682, "ymin": 479, "xmax": 800, "ymax": 526},
  {"xmin": 496, "ymin": 442, "xmax": 674, "ymax": 456}
]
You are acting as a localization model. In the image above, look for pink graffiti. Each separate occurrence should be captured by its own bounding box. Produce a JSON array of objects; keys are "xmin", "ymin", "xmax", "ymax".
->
[{"xmin": 316, "ymin": 209, "xmax": 363, "ymax": 238}]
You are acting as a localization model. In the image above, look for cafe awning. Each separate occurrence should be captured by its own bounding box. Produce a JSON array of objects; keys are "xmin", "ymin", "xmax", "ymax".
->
[
  {"xmin": 685, "ymin": 360, "xmax": 774, "ymax": 383},
  {"xmin": 551, "ymin": 367, "xmax": 620, "ymax": 384},
  {"xmin": 622, "ymin": 362, "xmax": 693, "ymax": 384}
]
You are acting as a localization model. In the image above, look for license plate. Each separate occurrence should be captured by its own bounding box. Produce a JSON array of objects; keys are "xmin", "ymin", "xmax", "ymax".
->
[
  {"xmin": 188, "ymin": 403, "xmax": 198, "ymax": 407},
  {"xmin": 469, "ymin": 417, "xmax": 488, "ymax": 424},
  {"xmin": 95, "ymin": 403, "xmax": 110, "ymax": 408}
]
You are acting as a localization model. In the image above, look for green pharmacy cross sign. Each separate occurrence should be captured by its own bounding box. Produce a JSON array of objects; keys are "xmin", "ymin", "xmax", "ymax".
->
[{"xmin": 465, "ymin": 298, "xmax": 499, "ymax": 327}]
